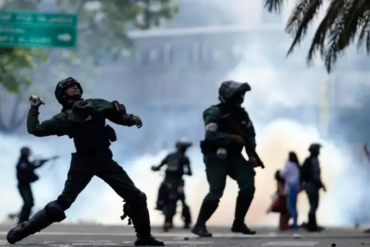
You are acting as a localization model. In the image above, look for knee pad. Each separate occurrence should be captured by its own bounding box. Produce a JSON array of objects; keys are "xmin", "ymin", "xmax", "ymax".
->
[
  {"xmin": 123, "ymin": 192, "xmax": 147, "ymax": 214},
  {"xmin": 44, "ymin": 201, "xmax": 66, "ymax": 222},
  {"xmin": 206, "ymin": 191, "xmax": 223, "ymax": 202}
]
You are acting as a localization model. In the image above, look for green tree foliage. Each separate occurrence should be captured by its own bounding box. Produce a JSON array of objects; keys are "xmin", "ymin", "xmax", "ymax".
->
[
  {"xmin": 0, "ymin": 48, "xmax": 47, "ymax": 93},
  {"xmin": 0, "ymin": 0, "xmax": 178, "ymax": 133},
  {"xmin": 264, "ymin": 0, "xmax": 370, "ymax": 73},
  {"xmin": 0, "ymin": 0, "xmax": 47, "ymax": 93}
]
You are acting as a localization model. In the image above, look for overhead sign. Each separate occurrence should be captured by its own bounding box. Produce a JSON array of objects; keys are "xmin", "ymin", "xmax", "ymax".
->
[{"xmin": 0, "ymin": 11, "xmax": 78, "ymax": 48}]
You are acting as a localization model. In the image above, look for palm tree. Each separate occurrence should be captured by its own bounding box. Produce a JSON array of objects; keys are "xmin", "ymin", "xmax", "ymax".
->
[{"xmin": 264, "ymin": 0, "xmax": 370, "ymax": 73}]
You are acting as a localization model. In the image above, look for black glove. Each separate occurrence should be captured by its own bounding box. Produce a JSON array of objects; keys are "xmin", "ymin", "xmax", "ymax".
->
[{"xmin": 128, "ymin": 114, "xmax": 142, "ymax": 128}]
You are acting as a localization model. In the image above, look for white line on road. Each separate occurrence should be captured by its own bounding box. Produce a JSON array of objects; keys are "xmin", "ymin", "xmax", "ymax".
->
[
  {"xmin": 0, "ymin": 231, "xmax": 297, "ymax": 238},
  {"xmin": 262, "ymin": 241, "xmax": 319, "ymax": 246},
  {"xmin": 0, "ymin": 231, "xmax": 366, "ymax": 239}
]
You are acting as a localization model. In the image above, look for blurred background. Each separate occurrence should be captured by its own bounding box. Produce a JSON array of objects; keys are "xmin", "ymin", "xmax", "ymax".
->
[{"xmin": 0, "ymin": 0, "xmax": 369, "ymax": 227}]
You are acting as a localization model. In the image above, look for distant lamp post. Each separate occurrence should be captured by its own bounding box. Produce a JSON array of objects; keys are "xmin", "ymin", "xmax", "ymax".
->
[{"xmin": 318, "ymin": 73, "xmax": 330, "ymax": 137}]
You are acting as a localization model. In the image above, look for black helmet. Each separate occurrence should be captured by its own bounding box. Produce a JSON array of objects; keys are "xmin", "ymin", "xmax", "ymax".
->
[
  {"xmin": 20, "ymin": 147, "xmax": 31, "ymax": 156},
  {"xmin": 308, "ymin": 143, "xmax": 322, "ymax": 153},
  {"xmin": 55, "ymin": 77, "xmax": 83, "ymax": 105},
  {"xmin": 175, "ymin": 138, "xmax": 192, "ymax": 149},
  {"xmin": 218, "ymin": 80, "xmax": 251, "ymax": 103}
]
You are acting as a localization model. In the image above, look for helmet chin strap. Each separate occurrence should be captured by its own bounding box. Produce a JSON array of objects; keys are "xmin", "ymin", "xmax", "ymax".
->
[
  {"xmin": 71, "ymin": 93, "xmax": 82, "ymax": 100},
  {"xmin": 62, "ymin": 94, "xmax": 82, "ymax": 108}
]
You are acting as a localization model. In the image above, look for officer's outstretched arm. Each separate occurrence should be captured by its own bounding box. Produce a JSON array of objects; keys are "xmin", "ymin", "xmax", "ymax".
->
[
  {"xmin": 204, "ymin": 107, "xmax": 233, "ymax": 146},
  {"xmin": 156, "ymin": 156, "xmax": 168, "ymax": 170},
  {"xmin": 32, "ymin": 159, "xmax": 50, "ymax": 169},
  {"xmin": 27, "ymin": 106, "xmax": 66, "ymax": 137},
  {"xmin": 106, "ymin": 101, "xmax": 142, "ymax": 128}
]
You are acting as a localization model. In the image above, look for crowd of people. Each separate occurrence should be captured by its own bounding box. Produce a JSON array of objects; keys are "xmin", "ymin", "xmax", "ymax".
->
[{"xmin": 267, "ymin": 144, "xmax": 325, "ymax": 232}]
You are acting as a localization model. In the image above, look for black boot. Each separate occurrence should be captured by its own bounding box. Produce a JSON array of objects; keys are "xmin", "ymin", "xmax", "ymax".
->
[
  {"xmin": 121, "ymin": 194, "xmax": 165, "ymax": 246},
  {"xmin": 182, "ymin": 205, "xmax": 191, "ymax": 229},
  {"xmin": 134, "ymin": 236, "xmax": 164, "ymax": 246},
  {"xmin": 7, "ymin": 209, "xmax": 53, "ymax": 244},
  {"xmin": 307, "ymin": 213, "xmax": 324, "ymax": 232},
  {"xmin": 231, "ymin": 221, "xmax": 256, "ymax": 235},
  {"xmin": 191, "ymin": 200, "xmax": 218, "ymax": 237},
  {"xmin": 231, "ymin": 193, "xmax": 256, "ymax": 235}
]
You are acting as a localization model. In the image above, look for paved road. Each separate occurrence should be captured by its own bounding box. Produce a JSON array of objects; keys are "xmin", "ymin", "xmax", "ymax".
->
[{"xmin": 0, "ymin": 223, "xmax": 369, "ymax": 246}]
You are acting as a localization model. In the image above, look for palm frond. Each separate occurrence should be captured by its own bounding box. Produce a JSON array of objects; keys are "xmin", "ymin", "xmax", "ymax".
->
[
  {"xmin": 324, "ymin": 1, "xmax": 353, "ymax": 72},
  {"xmin": 357, "ymin": 9, "xmax": 370, "ymax": 53},
  {"xmin": 324, "ymin": 0, "xmax": 370, "ymax": 72},
  {"xmin": 264, "ymin": 0, "xmax": 285, "ymax": 13},
  {"xmin": 284, "ymin": 0, "xmax": 324, "ymax": 56},
  {"xmin": 306, "ymin": 0, "xmax": 347, "ymax": 63},
  {"xmin": 336, "ymin": 0, "xmax": 366, "ymax": 51}
]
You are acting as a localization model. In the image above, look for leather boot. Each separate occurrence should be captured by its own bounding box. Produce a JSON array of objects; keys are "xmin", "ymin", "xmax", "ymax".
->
[
  {"xmin": 231, "ymin": 193, "xmax": 256, "ymax": 235},
  {"xmin": 7, "ymin": 209, "xmax": 53, "ymax": 244},
  {"xmin": 191, "ymin": 200, "xmax": 218, "ymax": 237}
]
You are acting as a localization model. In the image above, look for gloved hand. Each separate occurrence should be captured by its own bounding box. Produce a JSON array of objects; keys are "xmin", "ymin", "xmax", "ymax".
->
[
  {"xmin": 322, "ymin": 183, "xmax": 327, "ymax": 192},
  {"xmin": 128, "ymin": 114, "xmax": 142, "ymax": 128},
  {"xmin": 29, "ymin": 95, "xmax": 44, "ymax": 107}
]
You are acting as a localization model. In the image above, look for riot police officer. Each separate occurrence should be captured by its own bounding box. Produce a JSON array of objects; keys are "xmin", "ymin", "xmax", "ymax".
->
[
  {"xmin": 301, "ymin": 143, "xmax": 325, "ymax": 232},
  {"xmin": 16, "ymin": 147, "xmax": 58, "ymax": 224},
  {"xmin": 151, "ymin": 138, "xmax": 193, "ymax": 231},
  {"xmin": 7, "ymin": 77, "xmax": 164, "ymax": 246},
  {"xmin": 192, "ymin": 80, "xmax": 259, "ymax": 237}
]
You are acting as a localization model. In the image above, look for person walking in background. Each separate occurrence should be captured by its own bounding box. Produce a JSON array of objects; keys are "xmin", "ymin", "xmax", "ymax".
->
[
  {"xmin": 301, "ymin": 143, "xmax": 326, "ymax": 232},
  {"xmin": 279, "ymin": 152, "xmax": 301, "ymax": 230},
  {"xmin": 270, "ymin": 170, "xmax": 290, "ymax": 230},
  {"xmin": 151, "ymin": 138, "xmax": 193, "ymax": 231}
]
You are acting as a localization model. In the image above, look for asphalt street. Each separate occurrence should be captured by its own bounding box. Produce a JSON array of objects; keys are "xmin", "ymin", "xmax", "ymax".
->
[{"xmin": 0, "ymin": 223, "xmax": 369, "ymax": 246}]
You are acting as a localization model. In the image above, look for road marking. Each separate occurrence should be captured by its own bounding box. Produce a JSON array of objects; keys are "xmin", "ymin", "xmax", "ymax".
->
[
  {"xmin": 0, "ymin": 231, "xmax": 366, "ymax": 239},
  {"xmin": 0, "ymin": 231, "xmax": 298, "ymax": 238},
  {"xmin": 71, "ymin": 240, "xmax": 119, "ymax": 245},
  {"xmin": 262, "ymin": 241, "xmax": 319, "ymax": 246}
]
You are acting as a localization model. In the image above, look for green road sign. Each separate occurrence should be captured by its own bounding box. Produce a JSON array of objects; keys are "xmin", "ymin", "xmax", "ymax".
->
[{"xmin": 0, "ymin": 11, "xmax": 78, "ymax": 48}]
